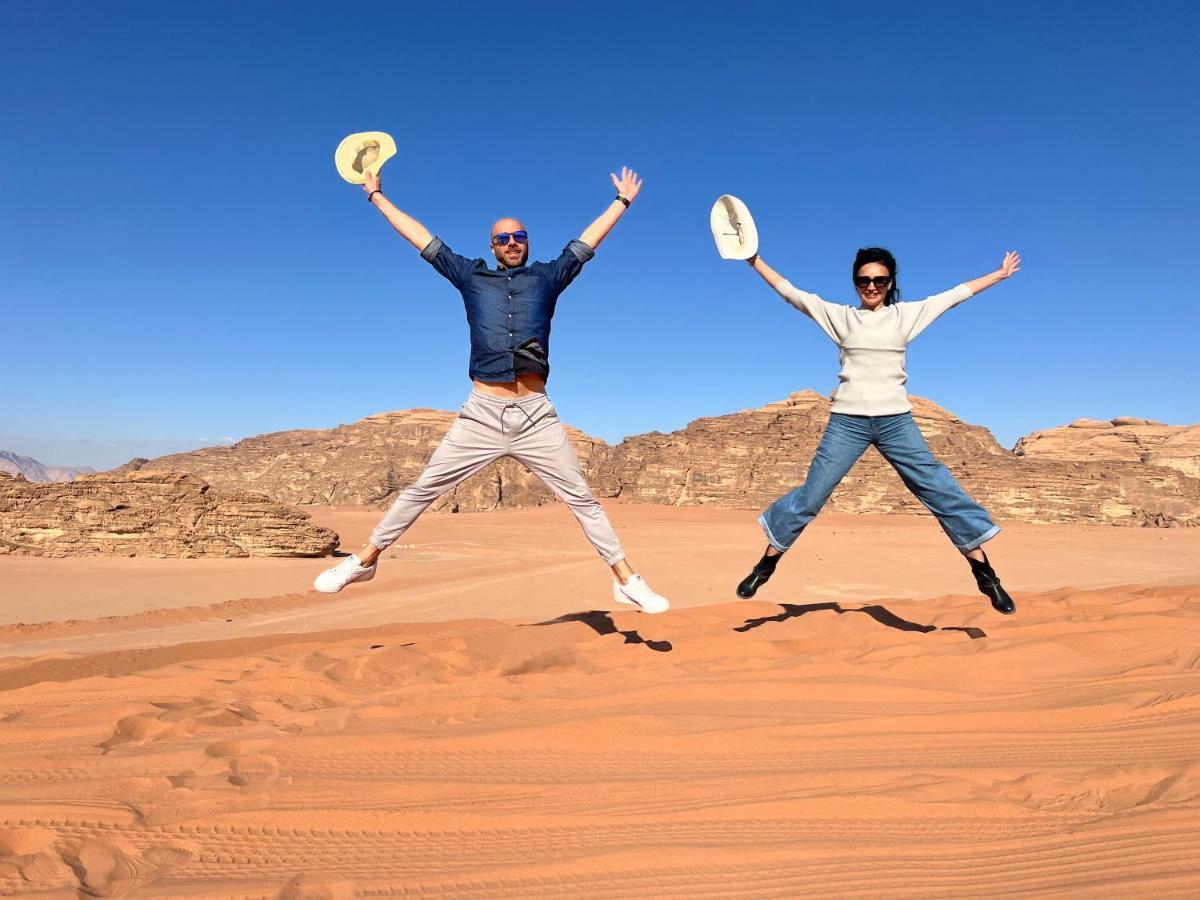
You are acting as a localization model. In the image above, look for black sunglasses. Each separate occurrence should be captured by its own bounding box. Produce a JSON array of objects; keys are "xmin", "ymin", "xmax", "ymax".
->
[
  {"xmin": 853, "ymin": 275, "xmax": 892, "ymax": 289},
  {"xmin": 491, "ymin": 230, "xmax": 529, "ymax": 247}
]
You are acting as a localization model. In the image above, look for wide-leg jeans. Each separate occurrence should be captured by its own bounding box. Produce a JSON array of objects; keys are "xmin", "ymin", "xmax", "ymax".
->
[{"xmin": 759, "ymin": 412, "xmax": 1001, "ymax": 554}]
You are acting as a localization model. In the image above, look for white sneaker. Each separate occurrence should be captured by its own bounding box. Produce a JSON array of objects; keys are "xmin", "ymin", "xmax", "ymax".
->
[
  {"xmin": 613, "ymin": 574, "xmax": 670, "ymax": 614},
  {"xmin": 313, "ymin": 554, "xmax": 377, "ymax": 593}
]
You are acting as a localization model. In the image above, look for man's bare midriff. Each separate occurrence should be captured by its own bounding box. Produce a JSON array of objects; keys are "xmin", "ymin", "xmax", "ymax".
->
[{"xmin": 472, "ymin": 372, "xmax": 547, "ymax": 397}]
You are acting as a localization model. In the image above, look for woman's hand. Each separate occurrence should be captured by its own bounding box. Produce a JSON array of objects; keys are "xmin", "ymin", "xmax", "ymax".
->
[
  {"xmin": 609, "ymin": 166, "xmax": 643, "ymax": 203},
  {"xmin": 363, "ymin": 169, "xmax": 381, "ymax": 198},
  {"xmin": 999, "ymin": 250, "xmax": 1021, "ymax": 278},
  {"xmin": 964, "ymin": 251, "xmax": 1022, "ymax": 296}
]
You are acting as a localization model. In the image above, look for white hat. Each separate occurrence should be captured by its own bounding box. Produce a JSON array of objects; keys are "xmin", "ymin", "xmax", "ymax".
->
[
  {"xmin": 334, "ymin": 131, "xmax": 397, "ymax": 184},
  {"xmin": 710, "ymin": 194, "xmax": 759, "ymax": 260}
]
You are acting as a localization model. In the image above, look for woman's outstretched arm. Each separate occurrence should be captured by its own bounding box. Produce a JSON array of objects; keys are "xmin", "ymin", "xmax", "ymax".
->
[
  {"xmin": 902, "ymin": 251, "xmax": 1023, "ymax": 341},
  {"xmin": 746, "ymin": 254, "xmax": 843, "ymax": 343},
  {"xmin": 964, "ymin": 251, "xmax": 1021, "ymax": 296},
  {"xmin": 748, "ymin": 254, "xmax": 789, "ymax": 290}
]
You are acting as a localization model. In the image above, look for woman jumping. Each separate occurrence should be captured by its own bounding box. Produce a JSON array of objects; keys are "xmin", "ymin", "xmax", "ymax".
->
[{"xmin": 736, "ymin": 245, "xmax": 1021, "ymax": 614}]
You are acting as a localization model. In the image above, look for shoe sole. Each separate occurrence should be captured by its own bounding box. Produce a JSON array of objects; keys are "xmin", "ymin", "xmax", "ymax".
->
[
  {"xmin": 314, "ymin": 569, "xmax": 376, "ymax": 594},
  {"xmin": 614, "ymin": 594, "xmax": 669, "ymax": 615}
]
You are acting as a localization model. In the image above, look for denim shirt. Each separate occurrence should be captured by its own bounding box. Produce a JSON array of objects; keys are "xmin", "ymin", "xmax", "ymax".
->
[{"xmin": 420, "ymin": 236, "xmax": 595, "ymax": 383}]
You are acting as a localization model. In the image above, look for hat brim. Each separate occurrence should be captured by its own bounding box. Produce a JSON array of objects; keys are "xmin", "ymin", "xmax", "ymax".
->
[
  {"xmin": 710, "ymin": 194, "xmax": 759, "ymax": 260},
  {"xmin": 334, "ymin": 131, "xmax": 398, "ymax": 184}
]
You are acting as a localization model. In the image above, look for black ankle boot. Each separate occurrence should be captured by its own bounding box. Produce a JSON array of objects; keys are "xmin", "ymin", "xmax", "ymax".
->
[
  {"xmin": 737, "ymin": 552, "xmax": 781, "ymax": 599},
  {"xmin": 968, "ymin": 552, "xmax": 1015, "ymax": 615}
]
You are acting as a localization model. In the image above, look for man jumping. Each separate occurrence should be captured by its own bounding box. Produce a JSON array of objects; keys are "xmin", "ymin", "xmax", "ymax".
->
[{"xmin": 313, "ymin": 166, "xmax": 669, "ymax": 614}]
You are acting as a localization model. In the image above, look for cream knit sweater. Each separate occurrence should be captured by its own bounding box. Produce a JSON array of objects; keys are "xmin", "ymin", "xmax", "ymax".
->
[{"xmin": 774, "ymin": 280, "xmax": 974, "ymax": 415}]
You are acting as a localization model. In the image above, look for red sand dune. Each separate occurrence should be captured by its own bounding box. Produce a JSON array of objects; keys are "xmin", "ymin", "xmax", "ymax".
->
[{"xmin": 1, "ymin": 506, "xmax": 1199, "ymax": 897}]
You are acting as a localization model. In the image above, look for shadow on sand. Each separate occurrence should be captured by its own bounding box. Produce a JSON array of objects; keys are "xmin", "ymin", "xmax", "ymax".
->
[
  {"xmin": 735, "ymin": 601, "xmax": 987, "ymax": 640},
  {"xmin": 527, "ymin": 610, "xmax": 673, "ymax": 652}
]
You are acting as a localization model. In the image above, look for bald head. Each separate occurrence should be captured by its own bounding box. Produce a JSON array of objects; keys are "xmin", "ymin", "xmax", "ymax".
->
[{"xmin": 490, "ymin": 217, "xmax": 529, "ymax": 268}]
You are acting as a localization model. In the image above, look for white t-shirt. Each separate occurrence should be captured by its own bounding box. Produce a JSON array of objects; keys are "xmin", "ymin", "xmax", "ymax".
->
[{"xmin": 774, "ymin": 280, "xmax": 974, "ymax": 415}]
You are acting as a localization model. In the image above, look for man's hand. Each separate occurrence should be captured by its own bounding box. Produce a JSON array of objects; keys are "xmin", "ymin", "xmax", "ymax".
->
[
  {"xmin": 610, "ymin": 166, "xmax": 643, "ymax": 203},
  {"xmin": 579, "ymin": 166, "xmax": 643, "ymax": 249},
  {"xmin": 363, "ymin": 169, "xmax": 381, "ymax": 198},
  {"xmin": 361, "ymin": 172, "xmax": 433, "ymax": 251}
]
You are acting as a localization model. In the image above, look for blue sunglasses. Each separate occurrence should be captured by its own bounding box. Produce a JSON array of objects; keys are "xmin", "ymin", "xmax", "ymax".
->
[{"xmin": 491, "ymin": 230, "xmax": 528, "ymax": 247}]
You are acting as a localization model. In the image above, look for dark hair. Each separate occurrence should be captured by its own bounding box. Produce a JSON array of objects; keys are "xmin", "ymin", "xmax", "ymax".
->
[{"xmin": 853, "ymin": 247, "xmax": 900, "ymax": 305}]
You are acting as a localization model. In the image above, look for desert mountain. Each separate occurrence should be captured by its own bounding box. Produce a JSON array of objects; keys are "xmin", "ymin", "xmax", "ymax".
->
[
  {"xmin": 0, "ymin": 471, "xmax": 338, "ymax": 558},
  {"xmin": 113, "ymin": 392, "xmax": 1200, "ymax": 527},
  {"xmin": 0, "ymin": 450, "xmax": 94, "ymax": 483},
  {"xmin": 590, "ymin": 392, "xmax": 1200, "ymax": 527},
  {"xmin": 115, "ymin": 410, "xmax": 610, "ymax": 514}
]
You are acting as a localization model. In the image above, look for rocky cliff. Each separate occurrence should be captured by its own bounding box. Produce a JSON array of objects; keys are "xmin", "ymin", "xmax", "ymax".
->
[
  {"xmin": 0, "ymin": 471, "xmax": 339, "ymax": 558},
  {"xmin": 1015, "ymin": 417, "xmax": 1200, "ymax": 479},
  {"xmin": 115, "ymin": 410, "xmax": 611, "ymax": 514},
  {"xmin": 108, "ymin": 393, "xmax": 1200, "ymax": 527}
]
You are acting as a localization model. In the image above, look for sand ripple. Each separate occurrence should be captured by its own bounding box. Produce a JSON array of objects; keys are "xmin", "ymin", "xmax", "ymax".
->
[{"xmin": 1, "ymin": 584, "xmax": 1199, "ymax": 896}]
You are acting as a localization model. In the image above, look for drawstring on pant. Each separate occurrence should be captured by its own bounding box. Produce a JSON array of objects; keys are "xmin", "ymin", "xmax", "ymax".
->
[{"xmin": 501, "ymin": 402, "xmax": 536, "ymax": 437}]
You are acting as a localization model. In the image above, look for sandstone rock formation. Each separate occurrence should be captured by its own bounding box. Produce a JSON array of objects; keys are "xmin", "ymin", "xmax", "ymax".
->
[
  {"xmin": 108, "ymin": 393, "xmax": 1200, "ymax": 528},
  {"xmin": 0, "ymin": 471, "xmax": 339, "ymax": 558},
  {"xmin": 1015, "ymin": 417, "xmax": 1200, "ymax": 479},
  {"xmin": 116, "ymin": 410, "xmax": 611, "ymax": 514},
  {"xmin": 591, "ymin": 391, "xmax": 1003, "ymax": 510},
  {"xmin": 591, "ymin": 391, "xmax": 1200, "ymax": 527},
  {"xmin": 0, "ymin": 450, "xmax": 94, "ymax": 483}
]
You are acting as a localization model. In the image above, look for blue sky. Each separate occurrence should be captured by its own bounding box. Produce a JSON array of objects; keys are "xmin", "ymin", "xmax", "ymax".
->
[{"xmin": 3, "ymin": 0, "xmax": 1197, "ymax": 469}]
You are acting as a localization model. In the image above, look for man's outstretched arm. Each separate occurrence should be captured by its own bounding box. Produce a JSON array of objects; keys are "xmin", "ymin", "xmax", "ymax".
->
[
  {"xmin": 579, "ymin": 166, "xmax": 643, "ymax": 249},
  {"xmin": 363, "ymin": 169, "xmax": 433, "ymax": 251}
]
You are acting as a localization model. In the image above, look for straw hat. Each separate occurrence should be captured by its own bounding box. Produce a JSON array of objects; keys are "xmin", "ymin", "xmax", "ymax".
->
[
  {"xmin": 710, "ymin": 194, "xmax": 759, "ymax": 260},
  {"xmin": 334, "ymin": 131, "xmax": 397, "ymax": 184}
]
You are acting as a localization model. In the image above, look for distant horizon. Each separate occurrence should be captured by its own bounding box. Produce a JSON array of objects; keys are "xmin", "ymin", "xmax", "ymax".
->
[{"xmin": 4, "ymin": 385, "xmax": 1196, "ymax": 472}]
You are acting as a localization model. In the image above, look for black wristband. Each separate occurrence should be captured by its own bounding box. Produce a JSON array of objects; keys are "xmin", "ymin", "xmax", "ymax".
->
[
  {"xmin": 615, "ymin": 194, "xmax": 630, "ymax": 208},
  {"xmin": 367, "ymin": 189, "xmax": 382, "ymax": 203}
]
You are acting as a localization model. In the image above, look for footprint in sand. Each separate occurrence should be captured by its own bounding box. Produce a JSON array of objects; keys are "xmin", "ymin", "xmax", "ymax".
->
[
  {"xmin": 57, "ymin": 835, "xmax": 198, "ymax": 898},
  {"xmin": 986, "ymin": 762, "xmax": 1200, "ymax": 814},
  {"xmin": 311, "ymin": 642, "xmax": 467, "ymax": 689},
  {"xmin": 99, "ymin": 709, "xmax": 199, "ymax": 752},
  {"xmin": 100, "ymin": 688, "xmax": 344, "ymax": 754},
  {"xmin": 111, "ymin": 740, "xmax": 285, "ymax": 826},
  {"xmin": 209, "ymin": 739, "xmax": 282, "ymax": 788},
  {"xmin": 277, "ymin": 871, "xmax": 357, "ymax": 899},
  {"xmin": 0, "ymin": 827, "xmax": 76, "ymax": 892}
]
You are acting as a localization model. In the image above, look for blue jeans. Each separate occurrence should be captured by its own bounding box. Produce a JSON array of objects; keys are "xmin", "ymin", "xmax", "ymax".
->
[{"xmin": 759, "ymin": 412, "xmax": 1000, "ymax": 554}]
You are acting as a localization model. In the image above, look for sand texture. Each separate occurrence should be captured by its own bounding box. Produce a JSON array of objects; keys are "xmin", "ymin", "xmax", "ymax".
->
[{"xmin": 2, "ymin": 506, "xmax": 1199, "ymax": 897}]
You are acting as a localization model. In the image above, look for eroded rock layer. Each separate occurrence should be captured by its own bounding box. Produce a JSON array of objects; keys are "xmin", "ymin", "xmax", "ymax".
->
[
  {"xmin": 0, "ymin": 471, "xmax": 339, "ymax": 558},
  {"xmin": 594, "ymin": 392, "xmax": 1200, "ymax": 526},
  {"xmin": 109, "ymin": 393, "xmax": 1200, "ymax": 527},
  {"xmin": 1015, "ymin": 417, "xmax": 1200, "ymax": 479},
  {"xmin": 116, "ymin": 410, "xmax": 611, "ymax": 514}
]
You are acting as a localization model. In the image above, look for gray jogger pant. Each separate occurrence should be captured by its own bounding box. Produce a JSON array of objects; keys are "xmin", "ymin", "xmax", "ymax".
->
[{"xmin": 368, "ymin": 390, "xmax": 625, "ymax": 565}]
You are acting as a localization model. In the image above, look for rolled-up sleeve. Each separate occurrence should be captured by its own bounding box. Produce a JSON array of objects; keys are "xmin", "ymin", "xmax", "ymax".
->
[
  {"xmin": 545, "ymin": 239, "xmax": 595, "ymax": 292},
  {"xmin": 421, "ymin": 236, "xmax": 473, "ymax": 290},
  {"xmin": 566, "ymin": 238, "xmax": 595, "ymax": 264}
]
